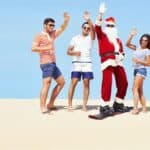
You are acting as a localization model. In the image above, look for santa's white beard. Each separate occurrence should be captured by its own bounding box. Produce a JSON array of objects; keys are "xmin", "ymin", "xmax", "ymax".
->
[
  {"xmin": 103, "ymin": 27, "xmax": 118, "ymax": 42},
  {"xmin": 103, "ymin": 27, "xmax": 120, "ymax": 52}
]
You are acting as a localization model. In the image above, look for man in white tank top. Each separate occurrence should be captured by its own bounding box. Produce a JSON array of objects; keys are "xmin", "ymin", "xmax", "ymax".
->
[{"xmin": 67, "ymin": 11, "xmax": 95, "ymax": 111}]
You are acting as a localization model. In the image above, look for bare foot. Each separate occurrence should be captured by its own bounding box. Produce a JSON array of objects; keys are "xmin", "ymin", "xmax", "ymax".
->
[
  {"xmin": 142, "ymin": 107, "xmax": 147, "ymax": 113},
  {"xmin": 132, "ymin": 109, "xmax": 139, "ymax": 115},
  {"xmin": 68, "ymin": 106, "xmax": 73, "ymax": 112},
  {"xmin": 47, "ymin": 104, "xmax": 57, "ymax": 110},
  {"xmin": 47, "ymin": 104, "xmax": 54, "ymax": 108},
  {"xmin": 41, "ymin": 106, "xmax": 47, "ymax": 113},
  {"xmin": 41, "ymin": 109, "xmax": 52, "ymax": 114},
  {"xmin": 82, "ymin": 106, "xmax": 87, "ymax": 112}
]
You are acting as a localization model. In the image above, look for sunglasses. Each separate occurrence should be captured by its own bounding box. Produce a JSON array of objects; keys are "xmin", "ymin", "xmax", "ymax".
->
[
  {"xmin": 106, "ymin": 24, "xmax": 115, "ymax": 28},
  {"xmin": 83, "ymin": 26, "xmax": 90, "ymax": 31},
  {"xmin": 48, "ymin": 24, "xmax": 55, "ymax": 27}
]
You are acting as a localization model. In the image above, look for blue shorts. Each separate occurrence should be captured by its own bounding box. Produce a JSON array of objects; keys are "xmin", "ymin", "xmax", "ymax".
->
[
  {"xmin": 134, "ymin": 68, "xmax": 147, "ymax": 78},
  {"xmin": 71, "ymin": 71, "xmax": 94, "ymax": 80},
  {"xmin": 40, "ymin": 62, "xmax": 62, "ymax": 79}
]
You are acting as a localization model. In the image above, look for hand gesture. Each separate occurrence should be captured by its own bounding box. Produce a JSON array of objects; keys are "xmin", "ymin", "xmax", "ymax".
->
[
  {"xmin": 63, "ymin": 12, "xmax": 70, "ymax": 21},
  {"xmin": 75, "ymin": 51, "xmax": 81, "ymax": 57},
  {"xmin": 132, "ymin": 57, "xmax": 139, "ymax": 64},
  {"xmin": 83, "ymin": 11, "xmax": 90, "ymax": 21},
  {"xmin": 99, "ymin": 2, "xmax": 107, "ymax": 14},
  {"xmin": 130, "ymin": 28, "xmax": 137, "ymax": 36}
]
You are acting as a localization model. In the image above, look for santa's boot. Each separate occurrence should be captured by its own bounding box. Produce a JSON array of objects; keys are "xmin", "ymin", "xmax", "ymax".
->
[
  {"xmin": 100, "ymin": 105, "xmax": 114, "ymax": 118},
  {"xmin": 113, "ymin": 101, "xmax": 131, "ymax": 113}
]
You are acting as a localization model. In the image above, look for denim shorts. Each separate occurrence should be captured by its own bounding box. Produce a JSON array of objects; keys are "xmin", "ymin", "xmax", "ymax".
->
[
  {"xmin": 71, "ymin": 71, "xmax": 94, "ymax": 81},
  {"xmin": 134, "ymin": 68, "xmax": 147, "ymax": 78},
  {"xmin": 40, "ymin": 62, "xmax": 62, "ymax": 79}
]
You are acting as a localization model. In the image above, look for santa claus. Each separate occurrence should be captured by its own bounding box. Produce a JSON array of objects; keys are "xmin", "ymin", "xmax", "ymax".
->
[{"xmin": 93, "ymin": 2, "xmax": 131, "ymax": 119}]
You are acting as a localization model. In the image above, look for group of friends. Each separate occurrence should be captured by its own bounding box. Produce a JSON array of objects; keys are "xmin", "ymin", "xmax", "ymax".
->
[{"xmin": 32, "ymin": 2, "xmax": 150, "ymax": 119}]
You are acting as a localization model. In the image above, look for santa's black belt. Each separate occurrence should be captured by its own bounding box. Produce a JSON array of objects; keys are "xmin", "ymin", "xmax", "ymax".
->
[{"xmin": 100, "ymin": 52, "xmax": 124, "ymax": 57}]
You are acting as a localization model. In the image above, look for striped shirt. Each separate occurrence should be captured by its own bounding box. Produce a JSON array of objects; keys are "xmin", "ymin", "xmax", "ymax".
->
[{"xmin": 33, "ymin": 31, "xmax": 56, "ymax": 64}]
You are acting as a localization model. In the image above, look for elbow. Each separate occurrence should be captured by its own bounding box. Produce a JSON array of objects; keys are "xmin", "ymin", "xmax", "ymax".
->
[
  {"xmin": 32, "ymin": 48, "xmax": 35, "ymax": 52},
  {"xmin": 126, "ymin": 42, "xmax": 130, "ymax": 47},
  {"xmin": 67, "ymin": 51, "xmax": 70, "ymax": 55},
  {"xmin": 125, "ymin": 42, "xmax": 129, "ymax": 46},
  {"xmin": 32, "ymin": 47, "xmax": 36, "ymax": 52},
  {"xmin": 32, "ymin": 46, "xmax": 37, "ymax": 52},
  {"xmin": 67, "ymin": 48, "xmax": 72, "ymax": 55}
]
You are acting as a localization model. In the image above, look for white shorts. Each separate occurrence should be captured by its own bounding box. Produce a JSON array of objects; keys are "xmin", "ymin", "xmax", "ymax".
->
[{"xmin": 72, "ymin": 62, "xmax": 93, "ymax": 72}]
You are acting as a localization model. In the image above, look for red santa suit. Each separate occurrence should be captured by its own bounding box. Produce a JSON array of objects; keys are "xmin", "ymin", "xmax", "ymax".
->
[{"xmin": 95, "ymin": 17, "xmax": 128, "ymax": 104}]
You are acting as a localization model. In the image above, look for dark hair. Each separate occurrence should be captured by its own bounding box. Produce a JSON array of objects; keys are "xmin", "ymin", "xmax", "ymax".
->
[
  {"xmin": 82, "ymin": 22, "xmax": 89, "ymax": 28},
  {"xmin": 139, "ymin": 34, "xmax": 150, "ymax": 49},
  {"xmin": 43, "ymin": 18, "xmax": 55, "ymax": 25}
]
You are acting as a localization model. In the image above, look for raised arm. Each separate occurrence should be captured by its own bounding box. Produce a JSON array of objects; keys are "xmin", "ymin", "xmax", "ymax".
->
[
  {"xmin": 126, "ymin": 28, "xmax": 137, "ymax": 50},
  {"xmin": 55, "ymin": 12, "xmax": 70, "ymax": 37},
  {"xmin": 95, "ymin": 2, "xmax": 107, "ymax": 39},
  {"xmin": 83, "ymin": 11, "xmax": 95, "ymax": 40}
]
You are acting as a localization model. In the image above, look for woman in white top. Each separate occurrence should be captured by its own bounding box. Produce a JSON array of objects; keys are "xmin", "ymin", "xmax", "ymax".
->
[{"xmin": 126, "ymin": 29, "xmax": 150, "ymax": 114}]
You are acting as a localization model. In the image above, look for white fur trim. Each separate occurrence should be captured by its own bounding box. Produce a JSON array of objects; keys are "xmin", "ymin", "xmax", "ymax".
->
[
  {"xmin": 95, "ymin": 20, "xmax": 102, "ymax": 26},
  {"xmin": 101, "ymin": 59, "xmax": 123, "ymax": 71},
  {"xmin": 106, "ymin": 36, "xmax": 119, "ymax": 53},
  {"xmin": 115, "ymin": 97, "xmax": 124, "ymax": 104},
  {"xmin": 105, "ymin": 21, "xmax": 116, "ymax": 26},
  {"xmin": 101, "ymin": 99, "xmax": 110, "ymax": 107},
  {"xmin": 116, "ymin": 53, "xmax": 125, "ymax": 61}
]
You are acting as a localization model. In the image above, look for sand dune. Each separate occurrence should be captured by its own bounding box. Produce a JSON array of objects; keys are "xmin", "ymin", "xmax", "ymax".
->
[{"xmin": 0, "ymin": 99, "xmax": 150, "ymax": 150}]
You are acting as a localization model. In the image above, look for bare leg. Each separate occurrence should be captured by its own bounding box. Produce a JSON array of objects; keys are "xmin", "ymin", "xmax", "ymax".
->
[
  {"xmin": 82, "ymin": 79, "xmax": 90, "ymax": 111},
  {"xmin": 40, "ymin": 77, "xmax": 51, "ymax": 112},
  {"xmin": 68, "ymin": 78, "xmax": 79, "ymax": 111},
  {"xmin": 132, "ymin": 76, "xmax": 144, "ymax": 114},
  {"xmin": 138, "ymin": 79, "xmax": 147, "ymax": 112},
  {"xmin": 47, "ymin": 75, "xmax": 65, "ymax": 109}
]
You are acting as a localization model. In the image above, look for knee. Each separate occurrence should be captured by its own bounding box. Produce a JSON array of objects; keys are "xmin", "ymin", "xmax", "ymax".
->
[
  {"xmin": 59, "ymin": 79, "xmax": 65, "ymax": 88},
  {"xmin": 71, "ymin": 80, "xmax": 78, "ymax": 87},
  {"xmin": 132, "ymin": 86, "xmax": 134, "ymax": 93},
  {"xmin": 44, "ymin": 80, "xmax": 51, "ymax": 87},
  {"xmin": 84, "ymin": 81, "xmax": 89, "ymax": 88},
  {"xmin": 62, "ymin": 80, "xmax": 65, "ymax": 87},
  {"xmin": 133, "ymin": 86, "xmax": 139, "ymax": 93}
]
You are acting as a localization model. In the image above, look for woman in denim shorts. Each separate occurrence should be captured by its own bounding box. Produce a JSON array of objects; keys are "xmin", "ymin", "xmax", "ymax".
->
[{"xmin": 126, "ymin": 29, "xmax": 150, "ymax": 114}]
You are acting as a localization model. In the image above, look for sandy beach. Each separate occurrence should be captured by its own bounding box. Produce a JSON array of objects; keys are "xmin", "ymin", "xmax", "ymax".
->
[{"xmin": 0, "ymin": 99, "xmax": 150, "ymax": 150}]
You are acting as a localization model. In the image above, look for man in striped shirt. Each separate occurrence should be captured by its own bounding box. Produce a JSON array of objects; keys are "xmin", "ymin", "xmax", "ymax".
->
[{"xmin": 32, "ymin": 12, "xmax": 70, "ymax": 113}]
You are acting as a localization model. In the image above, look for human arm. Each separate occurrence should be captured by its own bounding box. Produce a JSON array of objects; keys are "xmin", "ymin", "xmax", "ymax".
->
[
  {"xmin": 132, "ymin": 56, "xmax": 150, "ymax": 66},
  {"xmin": 31, "ymin": 35, "xmax": 52, "ymax": 52},
  {"xmin": 55, "ymin": 12, "xmax": 70, "ymax": 37},
  {"xmin": 83, "ymin": 11, "xmax": 95, "ymax": 40},
  {"xmin": 126, "ymin": 28, "xmax": 137, "ymax": 50},
  {"xmin": 95, "ymin": 2, "xmax": 107, "ymax": 39},
  {"xmin": 32, "ymin": 43, "xmax": 53, "ymax": 53},
  {"xmin": 67, "ymin": 45, "xmax": 81, "ymax": 56}
]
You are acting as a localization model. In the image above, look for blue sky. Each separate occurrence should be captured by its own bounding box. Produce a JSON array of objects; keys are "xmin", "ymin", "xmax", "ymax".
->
[{"xmin": 0, "ymin": 0, "xmax": 150, "ymax": 100}]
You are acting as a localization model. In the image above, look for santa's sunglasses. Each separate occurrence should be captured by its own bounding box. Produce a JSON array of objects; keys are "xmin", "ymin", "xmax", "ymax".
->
[{"xmin": 106, "ymin": 24, "xmax": 115, "ymax": 28}]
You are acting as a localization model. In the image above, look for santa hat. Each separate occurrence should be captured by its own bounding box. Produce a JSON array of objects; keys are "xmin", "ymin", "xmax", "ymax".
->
[{"xmin": 105, "ymin": 17, "xmax": 116, "ymax": 25}]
